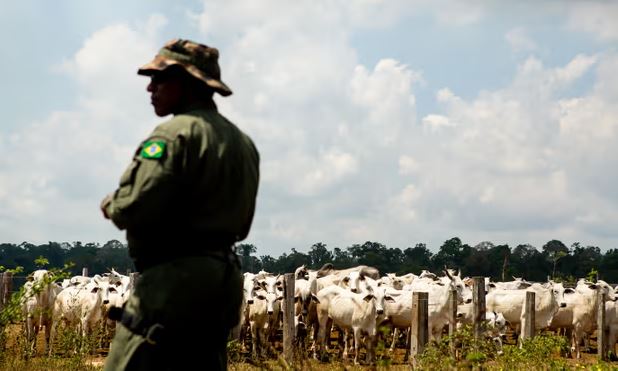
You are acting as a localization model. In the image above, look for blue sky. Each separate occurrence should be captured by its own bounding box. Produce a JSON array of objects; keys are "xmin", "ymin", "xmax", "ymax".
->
[{"xmin": 2, "ymin": 1, "xmax": 618, "ymax": 257}]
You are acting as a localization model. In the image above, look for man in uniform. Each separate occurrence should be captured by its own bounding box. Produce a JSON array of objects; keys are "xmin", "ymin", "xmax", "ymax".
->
[{"xmin": 101, "ymin": 38, "xmax": 259, "ymax": 370}]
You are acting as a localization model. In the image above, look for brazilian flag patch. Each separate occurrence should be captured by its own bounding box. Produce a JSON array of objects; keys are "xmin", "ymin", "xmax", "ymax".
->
[{"xmin": 141, "ymin": 140, "xmax": 166, "ymax": 159}]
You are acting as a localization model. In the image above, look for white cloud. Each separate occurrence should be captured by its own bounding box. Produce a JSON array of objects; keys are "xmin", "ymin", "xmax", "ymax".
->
[
  {"xmin": 422, "ymin": 114, "xmax": 455, "ymax": 131},
  {"xmin": 567, "ymin": 2, "xmax": 618, "ymax": 41},
  {"xmin": 398, "ymin": 155, "xmax": 420, "ymax": 175},
  {"xmin": 0, "ymin": 16, "xmax": 169, "ymax": 244},
  {"xmin": 410, "ymin": 52, "xmax": 618, "ymax": 245},
  {"xmin": 433, "ymin": 0, "xmax": 485, "ymax": 26},
  {"xmin": 505, "ymin": 27, "xmax": 537, "ymax": 53},
  {"xmin": 4, "ymin": 1, "xmax": 618, "ymax": 257},
  {"xmin": 385, "ymin": 184, "xmax": 420, "ymax": 223}
]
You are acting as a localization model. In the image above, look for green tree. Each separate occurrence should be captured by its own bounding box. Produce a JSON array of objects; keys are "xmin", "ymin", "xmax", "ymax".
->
[
  {"xmin": 401, "ymin": 243, "xmax": 433, "ymax": 274},
  {"xmin": 489, "ymin": 244, "xmax": 511, "ymax": 281},
  {"xmin": 600, "ymin": 249, "xmax": 618, "ymax": 282},
  {"xmin": 96, "ymin": 240, "xmax": 134, "ymax": 273},
  {"xmin": 307, "ymin": 243, "xmax": 333, "ymax": 269},
  {"xmin": 542, "ymin": 240, "xmax": 569, "ymax": 279},
  {"xmin": 464, "ymin": 242, "xmax": 492, "ymax": 278},
  {"xmin": 332, "ymin": 247, "xmax": 355, "ymax": 268},
  {"xmin": 347, "ymin": 241, "xmax": 402, "ymax": 275},
  {"xmin": 65, "ymin": 241, "xmax": 99, "ymax": 275},
  {"xmin": 511, "ymin": 244, "xmax": 548, "ymax": 281},
  {"xmin": 237, "ymin": 243, "xmax": 260, "ymax": 273},
  {"xmin": 432, "ymin": 237, "xmax": 472, "ymax": 274},
  {"xmin": 260, "ymin": 255, "xmax": 277, "ymax": 273},
  {"xmin": 273, "ymin": 248, "xmax": 311, "ymax": 274},
  {"xmin": 569, "ymin": 243, "xmax": 601, "ymax": 279}
]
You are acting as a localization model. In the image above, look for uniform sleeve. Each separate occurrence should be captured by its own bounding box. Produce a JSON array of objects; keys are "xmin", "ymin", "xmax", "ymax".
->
[{"xmin": 104, "ymin": 132, "xmax": 184, "ymax": 230}]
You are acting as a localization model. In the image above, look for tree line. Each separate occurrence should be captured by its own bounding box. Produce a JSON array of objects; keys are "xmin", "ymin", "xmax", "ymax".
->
[{"xmin": 2, "ymin": 238, "xmax": 618, "ymax": 283}]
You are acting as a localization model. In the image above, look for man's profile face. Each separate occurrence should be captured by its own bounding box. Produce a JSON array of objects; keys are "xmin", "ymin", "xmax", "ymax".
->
[{"xmin": 147, "ymin": 68, "xmax": 184, "ymax": 117}]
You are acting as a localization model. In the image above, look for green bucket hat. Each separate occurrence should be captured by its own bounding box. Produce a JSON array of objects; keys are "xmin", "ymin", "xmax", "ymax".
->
[{"xmin": 138, "ymin": 38, "xmax": 233, "ymax": 97}]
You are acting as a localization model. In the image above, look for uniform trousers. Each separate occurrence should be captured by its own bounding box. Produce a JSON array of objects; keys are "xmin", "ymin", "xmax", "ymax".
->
[{"xmin": 104, "ymin": 254, "xmax": 242, "ymax": 371}]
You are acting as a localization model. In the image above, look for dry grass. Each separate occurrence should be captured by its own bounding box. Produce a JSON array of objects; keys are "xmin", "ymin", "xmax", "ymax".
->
[{"xmin": 2, "ymin": 323, "xmax": 618, "ymax": 370}]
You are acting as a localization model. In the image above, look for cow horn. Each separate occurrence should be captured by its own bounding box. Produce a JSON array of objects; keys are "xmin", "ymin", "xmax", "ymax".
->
[{"xmin": 443, "ymin": 268, "xmax": 453, "ymax": 280}]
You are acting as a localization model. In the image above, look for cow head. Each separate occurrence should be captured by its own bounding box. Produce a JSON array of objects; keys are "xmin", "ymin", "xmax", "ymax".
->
[
  {"xmin": 295, "ymin": 265, "xmax": 309, "ymax": 280},
  {"xmin": 345, "ymin": 271, "xmax": 368, "ymax": 293},
  {"xmin": 255, "ymin": 291, "xmax": 284, "ymax": 316},
  {"xmin": 363, "ymin": 285, "xmax": 395, "ymax": 316},
  {"xmin": 547, "ymin": 281, "xmax": 567, "ymax": 308}
]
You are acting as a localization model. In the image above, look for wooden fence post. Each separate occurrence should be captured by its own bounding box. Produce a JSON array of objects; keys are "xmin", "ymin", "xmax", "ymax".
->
[
  {"xmin": 521, "ymin": 291, "xmax": 535, "ymax": 340},
  {"xmin": 129, "ymin": 272, "xmax": 139, "ymax": 290},
  {"xmin": 410, "ymin": 291, "xmax": 429, "ymax": 366},
  {"xmin": 282, "ymin": 273, "xmax": 295, "ymax": 365},
  {"xmin": 448, "ymin": 288, "xmax": 457, "ymax": 354},
  {"xmin": 0, "ymin": 272, "xmax": 4, "ymax": 311},
  {"xmin": 473, "ymin": 277, "xmax": 486, "ymax": 340},
  {"xmin": 1, "ymin": 272, "xmax": 13, "ymax": 308},
  {"xmin": 598, "ymin": 291, "xmax": 608, "ymax": 360},
  {"xmin": 82, "ymin": 267, "xmax": 89, "ymax": 277}
]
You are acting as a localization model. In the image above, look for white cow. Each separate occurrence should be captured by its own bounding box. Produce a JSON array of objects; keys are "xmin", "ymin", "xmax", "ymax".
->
[
  {"xmin": 232, "ymin": 272, "xmax": 258, "ymax": 342},
  {"xmin": 49, "ymin": 276, "xmax": 115, "ymax": 354},
  {"xmin": 316, "ymin": 265, "xmax": 380, "ymax": 282},
  {"xmin": 248, "ymin": 289, "xmax": 283, "ymax": 358},
  {"xmin": 381, "ymin": 273, "xmax": 406, "ymax": 290},
  {"xmin": 314, "ymin": 284, "xmax": 394, "ymax": 364},
  {"xmin": 291, "ymin": 266, "xmax": 324, "ymax": 352},
  {"xmin": 605, "ymin": 299, "xmax": 618, "ymax": 357},
  {"xmin": 386, "ymin": 270, "xmax": 472, "ymax": 343},
  {"xmin": 486, "ymin": 282, "xmax": 566, "ymax": 344},
  {"xmin": 456, "ymin": 304, "xmax": 507, "ymax": 353},
  {"xmin": 485, "ymin": 311, "xmax": 508, "ymax": 353},
  {"xmin": 20, "ymin": 269, "xmax": 59, "ymax": 354},
  {"xmin": 341, "ymin": 271, "xmax": 373, "ymax": 294},
  {"xmin": 108, "ymin": 269, "xmax": 133, "ymax": 297},
  {"xmin": 68, "ymin": 275, "xmax": 92, "ymax": 288},
  {"xmin": 486, "ymin": 276, "xmax": 532, "ymax": 291},
  {"xmin": 551, "ymin": 279, "xmax": 615, "ymax": 358},
  {"xmin": 254, "ymin": 274, "xmax": 284, "ymax": 295}
]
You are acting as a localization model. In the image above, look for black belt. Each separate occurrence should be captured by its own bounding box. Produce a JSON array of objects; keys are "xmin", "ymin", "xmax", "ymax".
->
[
  {"xmin": 134, "ymin": 245, "xmax": 240, "ymax": 273},
  {"xmin": 108, "ymin": 246, "xmax": 240, "ymax": 345}
]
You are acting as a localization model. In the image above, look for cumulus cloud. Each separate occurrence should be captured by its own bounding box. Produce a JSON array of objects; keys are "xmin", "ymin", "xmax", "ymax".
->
[
  {"xmin": 566, "ymin": 1, "xmax": 618, "ymax": 41},
  {"xmin": 505, "ymin": 27, "xmax": 537, "ymax": 53},
  {"xmin": 4, "ymin": 1, "xmax": 618, "ymax": 256},
  {"xmin": 0, "ymin": 15, "xmax": 168, "ymax": 244},
  {"xmin": 410, "ymin": 52, "xmax": 618, "ymax": 246},
  {"xmin": 185, "ymin": 0, "xmax": 424, "ymax": 254}
]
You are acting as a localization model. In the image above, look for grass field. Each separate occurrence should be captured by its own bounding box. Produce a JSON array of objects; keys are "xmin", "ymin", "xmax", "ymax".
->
[{"xmin": 2, "ymin": 323, "xmax": 618, "ymax": 370}]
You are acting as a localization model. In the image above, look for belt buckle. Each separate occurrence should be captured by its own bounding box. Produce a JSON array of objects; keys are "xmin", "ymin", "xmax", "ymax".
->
[{"xmin": 145, "ymin": 323, "xmax": 165, "ymax": 345}]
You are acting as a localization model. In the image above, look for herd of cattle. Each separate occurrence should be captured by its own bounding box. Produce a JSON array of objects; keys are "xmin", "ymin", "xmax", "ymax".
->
[
  {"xmin": 238, "ymin": 264, "xmax": 618, "ymax": 364},
  {"xmin": 13, "ymin": 264, "xmax": 618, "ymax": 364},
  {"xmin": 19, "ymin": 268, "xmax": 132, "ymax": 355}
]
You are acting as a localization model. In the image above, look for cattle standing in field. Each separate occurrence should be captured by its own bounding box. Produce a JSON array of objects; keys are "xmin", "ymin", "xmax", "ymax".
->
[
  {"xmin": 21, "ymin": 270, "xmax": 60, "ymax": 354},
  {"xmin": 313, "ymin": 283, "xmax": 394, "ymax": 364},
  {"xmin": 49, "ymin": 275, "xmax": 115, "ymax": 354},
  {"xmin": 485, "ymin": 276, "xmax": 532, "ymax": 291},
  {"xmin": 550, "ymin": 279, "xmax": 616, "ymax": 358},
  {"xmin": 486, "ymin": 281, "xmax": 566, "ymax": 344},
  {"xmin": 232, "ymin": 272, "xmax": 257, "ymax": 342},
  {"xmin": 385, "ymin": 269, "xmax": 472, "ymax": 349},
  {"xmin": 456, "ymin": 305, "xmax": 508, "ymax": 354},
  {"xmin": 605, "ymin": 298, "xmax": 618, "ymax": 357},
  {"xmin": 248, "ymin": 289, "xmax": 283, "ymax": 358}
]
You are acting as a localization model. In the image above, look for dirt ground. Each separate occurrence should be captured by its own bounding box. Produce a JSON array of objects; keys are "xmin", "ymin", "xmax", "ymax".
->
[{"xmin": 3, "ymin": 323, "xmax": 618, "ymax": 370}]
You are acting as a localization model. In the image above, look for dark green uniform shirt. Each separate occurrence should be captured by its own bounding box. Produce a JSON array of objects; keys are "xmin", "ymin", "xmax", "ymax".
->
[{"xmin": 105, "ymin": 107, "xmax": 259, "ymax": 270}]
